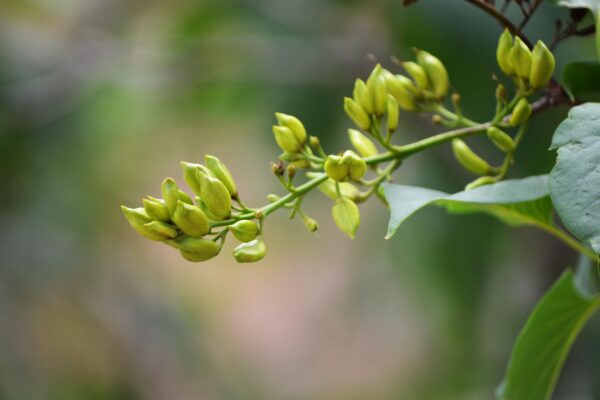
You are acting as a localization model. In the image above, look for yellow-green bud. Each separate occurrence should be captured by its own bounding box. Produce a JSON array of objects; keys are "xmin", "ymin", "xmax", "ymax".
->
[
  {"xmin": 386, "ymin": 94, "xmax": 399, "ymax": 133},
  {"xmin": 161, "ymin": 178, "xmax": 180, "ymax": 216},
  {"xmin": 143, "ymin": 198, "xmax": 170, "ymax": 222},
  {"xmin": 344, "ymin": 97, "xmax": 371, "ymax": 130},
  {"xmin": 385, "ymin": 74, "xmax": 418, "ymax": 111},
  {"xmin": 487, "ymin": 127, "xmax": 515, "ymax": 153},
  {"xmin": 496, "ymin": 84, "xmax": 507, "ymax": 103},
  {"xmin": 324, "ymin": 155, "xmax": 348, "ymax": 182},
  {"xmin": 205, "ymin": 155, "xmax": 237, "ymax": 197},
  {"xmin": 289, "ymin": 159, "xmax": 311, "ymax": 169},
  {"xmin": 198, "ymin": 174, "xmax": 231, "ymax": 220},
  {"xmin": 180, "ymin": 162, "xmax": 204, "ymax": 196},
  {"xmin": 451, "ymin": 139, "xmax": 493, "ymax": 176},
  {"xmin": 341, "ymin": 150, "xmax": 367, "ymax": 181},
  {"xmin": 228, "ymin": 220, "xmax": 259, "ymax": 242},
  {"xmin": 273, "ymin": 125, "xmax": 301, "ymax": 154},
  {"xmin": 172, "ymin": 200, "xmax": 210, "ymax": 237},
  {"xmin": 178, "ymin": 190, "xmax": 194, "ymax": 205},
  {"xmin": 275, "ymin": 113, "xmax": 307, "ymax": 144},
  {"xmin": 233, "ymin": 238, "xmax": 267, "ymax": 263},
  {"xmin": 529, "ymin": 40, "xmax": 555, "ymax": 89},
  {"xmin": 309, "ymin": 173, "xmax": 360, "ymax": 201},
  {"xmin": 267, "ymin": 194, "xmax": 280, "ymax": 203},
  {"xmin": 496, "ymin": 29, "xmax": 514, "ymax": 76},
  {"xmin": 367, "ymin": 64, "xmax": 388, "ymax": 116},
  {"xmin": 121, "ymin": 206, "xmax": 165, "ymax": 241},
  {"xmin": 353, "ymin": 79, "xmax": 373, "ymax": 115},
  {"xmin": 348, "ymin": 129, "xmax": 378, "ymax": 158},
  {"xmin": 510, "ymin": 36, "xmax": 532, "ymax": 82},
  {"xmin": 332, "ymin": 197, "xmax": 360, "ymax": 239},
  {"xmin": 144, "ymin": 221, "xmax": 178, "ymax": 239},
  {"xmin": 175, "ymin": 236, "xmax": 221, "ymax": 262},
  {"xmin": 416, "ymin": 50, "xmax": 449, "ymax": 99},
  {"xmin": 465, "ymin": 176, "xmax": 497, "ymax": 191},
  {"xmin": 509, "ymin": 98, "xmax": 532, "ymax": 127},
  {"xmin": 303, "ymin": 215, "xmax": 319, "ymax": 232},
  {"xmin": 403, "ymin": 61, "xmax": 429, "ymax": 91}
]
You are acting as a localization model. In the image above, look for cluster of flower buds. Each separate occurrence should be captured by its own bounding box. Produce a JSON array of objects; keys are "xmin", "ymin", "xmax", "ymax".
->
[
  {"xmin": 122, "ymin": 155, "xmax": 267, "ymax": 263},
  {"xmin": 496, "ymin": 29, "xmax": 555, "ymax": 91}
]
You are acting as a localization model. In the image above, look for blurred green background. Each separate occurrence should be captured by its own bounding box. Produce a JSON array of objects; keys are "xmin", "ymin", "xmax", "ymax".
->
[{"xmin": 1, "ymin": 0, "xmax": 599, "ymax": 399}]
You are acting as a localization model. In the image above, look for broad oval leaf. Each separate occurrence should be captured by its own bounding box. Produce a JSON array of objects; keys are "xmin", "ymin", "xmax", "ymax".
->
[
  {"xmin": 383, "ymin": 175, "xmax": 550, "ymax": 239},
  {"xmin": 549, "ymin": 103, "xmax": 600, "ymax": 253},
  {"xmin": 562, "ymin": 61, "xmax": 600, "ymax": 101}
]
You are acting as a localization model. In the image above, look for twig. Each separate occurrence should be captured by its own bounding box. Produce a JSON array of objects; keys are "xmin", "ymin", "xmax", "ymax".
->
[{"xmin": 518, "ymin": 0, "xmax": 542, "ymax": 31}]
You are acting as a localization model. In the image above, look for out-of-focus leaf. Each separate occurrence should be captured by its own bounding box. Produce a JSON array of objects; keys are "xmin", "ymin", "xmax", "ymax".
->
[
  {"xmin": 383, "ymin": 175, "xmax": 550, "ymax": 239},
  {"xmin": 552, "ymin": 0, "xmax": 600, "ymax": 61},
  {"xmin": 549, "ymin": 103, "xmax": 600, "ymax": 253},
  {"xmin": 562, "ymin": 61, "xmax": 600, "ymax": 100}
]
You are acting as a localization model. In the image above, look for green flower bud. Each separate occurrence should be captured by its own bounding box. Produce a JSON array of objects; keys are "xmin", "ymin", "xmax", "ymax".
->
[
  {"xmin": 451, "ymin": 139, "xmax": 492, "ymax": 176},
  {"xmin": 275, "ymin": 113, "xmax": 307, "ymax": 144},
  {"xmin": 205, "ymin": 155, "xmax": 238, "ymax": 197},
  {"xmin": 341, "ymin": 150, "xmax": 366, "ymax": 181},
  {"xmin": 332, "ymin": 197, "xmax": 360, "ymax": 239},
  {"xmin": 509, "ymin": 98, "xmax": 532, "ymax": 127},
  {"xmin": 198, "ymin": 173, "xmax": 232, "ymax": 220},
  {"xmin": 178, "ymin": 190, "xmax": 194, "ymax": 205},
  {"xmin": 308, "ymin": 173, "xmax": 360, "ymax": 201},
  {"xmin": 496, "ymin": 29, "xmax": 514, "ymax": 76},
  {"xmin": 487, "ymin": 127, "xmax": 515, "ymax": 153},
  {"xmin": 303, "ymin": 215, "xmax": 319, "ymax": 232},
  {"xmin": 403, "ymin": 61, "xmax": 429, "ymax": 91},
  {"xmin": 267, "ymin": 194, "xmax": 280, "ymax": 203},
  {"xmin": 233, "ymin": 238, "xmax": 267, "ymax": 263},
  {"xmin": 180, "ymin": 162, "xmax": 203, "ymax": 196},
  {"xmin": 228, "ymin": 220, "xmax": 259, "ymax": 242},
  {"xmin": 344, "ymin": 97, "xmax": 371, "ymax": 131},
  {"xmin": 386, "ymin": 94, "xmax": 399, "ymax": 133},
  {"xmin": 385, "ymin": 74, "xmax": 418, "ymax": 111},
  {"xmin": 175, "ymin": 236, "xmax": 221, "ymax": 262},
  {"xmin": 510, "ymin": 36, "xmax": 532, "ymax": 82},
  {"xmin": 172, "ymin": 200, "xmax": 210, "ymax": 237},
  {"xmin": 324, "ymin": 155, "xmax": 348, "ymax": 182},
  {"xmin": 143, "ymin": 198, "xmax": 170, "ymax": 222},
  {"xmin": 289, "ymin": 159, "xmax": 311, "ymax": 169},
  {"xmin": 353, "ymin": 79, "xmax": 373, "ymax": 115},
  {"xmin": 273, "ymin": 125, "xmax": 301, "ymax": 154},
  {"xmin": 348, "ymin": 129, "xmax": 378, "ymax": 158},
  {"xmin": 529, "ymin": 40, "xmax": 555, "ymax": 89},
  {"xmin": 495, "ymin": 84, "xmax": 507, "ymax": 103},
  {"xmin": 144, "ymin": 221, "xmax": 178, "ymax": 239},
  {"xmin": 465, "ymin": 176, "xmax": 497, "ymax": 191},
  {"xmin": 367, "ymin": 65, "xmax": 388, "ymax": 116},
  {"xmin": 121, "ymin": 206, "xmax": 165, "ymax": 241},
  {"xmin": 416, "ymin": 50, "xmax": 449, "ymax": 99},
  {"xmin": 161, "ymin": 178, "xmax": 180, "ymax": 216}
]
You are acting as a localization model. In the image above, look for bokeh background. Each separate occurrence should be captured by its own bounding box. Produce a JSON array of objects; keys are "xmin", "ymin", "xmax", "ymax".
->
[{"xmin": 1, "ymin": 0, "xmax": 599, "ymax": 399}]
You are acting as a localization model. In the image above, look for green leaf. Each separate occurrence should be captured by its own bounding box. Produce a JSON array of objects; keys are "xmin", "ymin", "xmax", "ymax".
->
[
  {"xmin": 549, "ymin": 103, "xmax": 600, "ymax": 253},
  {"xmin": 383, "ymin": 175, "xmax": 551, "ymax": 239},
  {"xmin": 562, "ymin": 61, "xmax": 600, "ymax": 100},
  {"xmin": 552, "ymin": 0, "xmax": 600, "ymax": 62},
  {"xmin": 497, "ymin": 260, "xmax": 600, "ymax": 400}
]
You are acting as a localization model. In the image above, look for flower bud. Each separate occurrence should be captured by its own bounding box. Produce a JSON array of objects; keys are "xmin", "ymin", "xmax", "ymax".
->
[
  {"xmin": 178, "ymin": 190, "xmax": 194, "ymax": 205},
  {"xmin": 228, "ymin": 220, "xmax": 259, "ymax": 242},
  {"xmin": 289, "ymin": 159, "xmax": 311, "ymax": 169},
  {"xmin": 353, "ymin": 79, "xmax": 373, "ymax": 115},
  {"xmin": 175, "ymin": 236, "xmax": 221, "ymax": 262},
  {"xmin": 273, "ymin": 125, "xmax": 301, "ymax": 154},
  {"xmin": 275, "ymin": 113, "xmax": 307, "ymax": 144},
  {"xmin": 308, "ymin": 172, "xmax": 360, "ymax": 201},
  {"xmin": 324, "ymin": 155, "xmax": 348, "ymax": 182},
  {"xmin": 180, "ymin": 162, "xmax": 204, "ymax": 196},
  {"xmin": 529, "ymin": 40, "xmax": 555, "ymax": 89},
  {"xmin": 403, "ymin": 61, "xmax": 429, "ymax": 91},
  {"xmin": 309, "ymin": 136, "xmax": 321, "ymax": 149},
  {"xmin": 144, "ymin": 221, "xmax": 178, "ymax": 239},
  {"xmin": 367, "ymin": 65, "xmax": 388, "ymax": 116},
  {"xmin": 303, "ymin": 215, "xmax": 319, "ymax": 232},
  {"xmin": 143, "ymin": 198, "xmax": 170, "ymax": 222},
  {"xmin": 172, "ymin": 200, "xmax": 210, "ymax": 237},
  {"xmin": 121, "ymin": 206, "xmax": 165, "ymax": 241},
  {"xmin": 267, "ymin": 194, "xmax": 280, "ymax": 203},
  {"xmin": 287, "ymin": 164, "xmax": 296, "ymax": 179},
  {"xmin": 233, "ymin": 238, "xmax": 267, "ymax": 263},
  {"xmin": 341, "ymin": 150, "xmax": 367, "ymax": 181},
  {"xmin": 510, "ymin": 36, "xmax": 532, "ymax": 82},
  {"xmin": 509, "ymin": 98, "xmax": 532, "ymax": 126},
  {"xmin": 465, "ymin": 176, "xmax": 497, "ymax": 191},
  {"xmin": 161, "ymin": 178, "xmax": 180, "ymax": 216},
  {"xmin": 487, "ymin": 127, "xmax": 515, "ymax": 153},
  {"xmin": 348, "ymin": 129, "xmax": 378, "ymax": 158},
  {"xmin": 416, "ymin": 50, "xmax": 449, "ymax": 99},
  {"xmin": 495, "ymin": 84, "xmax": 507, "ymax": 103},
  {"xmin": 451, "ymin": 139, "xmax": 493, "ymax": 176},
  {"xmin": 385, "ymin": 74, "xmax": 418, "ymax": 111},
  {"xmin": 344, "ymin": 97, "xmax": 371, "ymax": 130},
  {"xmin": 386, "ymin": 94, "xmax": 399, "ymax": 133},
  {"xmin": 205, "ymin": 155, "xmax": 238, "ymax": 197},
  {"xmin": 198, "ymin": 174, "xmax": 232, "ymax": 220},
  {"xmin": 496, "ymin": 29, "xmax": 514, "ymax": 76},
  {"xmin": 332, "ymin": 197, "xmax": 360, "ymax": 239}
]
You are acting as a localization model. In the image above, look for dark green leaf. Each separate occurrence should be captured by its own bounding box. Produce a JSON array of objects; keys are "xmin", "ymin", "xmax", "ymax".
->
[{"xmin": 562, "ymin": 61, "xmax": 600, "ymax": 100}]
